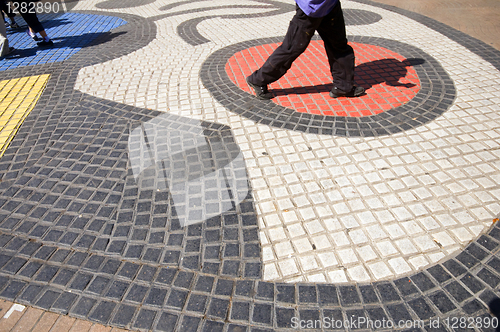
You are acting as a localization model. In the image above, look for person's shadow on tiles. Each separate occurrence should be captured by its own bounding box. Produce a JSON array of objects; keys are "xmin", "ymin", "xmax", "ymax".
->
[
  {"xmin": 3, "ymin": 31, "xmax": 127, "ymax": 60},
  {"xmin": 271, "ymin": 57, "xmax": 426, "ymax": 97},
  {"xmin": 489, "ymin": 297, "xmax": 500, "ymax": 332}
]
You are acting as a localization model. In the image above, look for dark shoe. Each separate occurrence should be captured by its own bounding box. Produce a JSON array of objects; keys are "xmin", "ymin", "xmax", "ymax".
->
[
  {"xmin": 9, "ymin": 23, "xmax": 20, "ymax": 29},
  {"xmin": 37, "ymin": 40, "xmax": 54, "ymax": 47},
  {"xmin": 329, "ymin": 86, "xmax": 365, "ymax": 98},
  {"xmin": 1, "ymin": 47, "xmax": 15, "ymax": 58},
  {"xmin": 27, "ymin": 30, "xmax": 41, "ymax": 41},
  {"xmin": 246, "ymin": 77, "xmax": 273, "ymax": 100}
]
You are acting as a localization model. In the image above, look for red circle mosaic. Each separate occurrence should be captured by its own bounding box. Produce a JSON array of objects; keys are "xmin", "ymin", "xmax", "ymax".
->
[{"xmin": 225, "ymin": 41, "xmax": 420, "ymax": 117}]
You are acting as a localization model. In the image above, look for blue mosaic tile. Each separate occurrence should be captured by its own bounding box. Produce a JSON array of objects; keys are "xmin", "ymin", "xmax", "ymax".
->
[{"xmin": 1, "ymin": 13, "xmax": 126, "ymax": 71}]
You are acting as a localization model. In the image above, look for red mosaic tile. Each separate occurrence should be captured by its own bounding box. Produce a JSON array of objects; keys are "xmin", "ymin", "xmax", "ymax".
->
[{"xmin": 225, "ymin": 41, "xmax": 420, "ymax": 117}]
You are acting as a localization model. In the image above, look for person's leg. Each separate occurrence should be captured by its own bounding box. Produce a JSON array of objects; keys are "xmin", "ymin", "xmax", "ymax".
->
[
  {"xmin": 316, "ymin": 1, "xmax": 359, "ymax": 94},
  {"xmin": 1, "ymin": 1, "xmax": 18, "ymax": 27},
  {"xmin": 248, "ymin": 6, "xmax": 321, "ymax": 86},
  {"xmin": 19, "ymin": 8, "xmax": 53, "ymax": 46},
  {"xmin": 1, "ymin": 19, "xmax": 13, "ymax": 56}
]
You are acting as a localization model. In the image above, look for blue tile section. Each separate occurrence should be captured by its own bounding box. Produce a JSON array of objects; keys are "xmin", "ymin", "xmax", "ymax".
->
[{"xmin": 1, "ymin": 13, "xmax": 126, "ymax": 71}]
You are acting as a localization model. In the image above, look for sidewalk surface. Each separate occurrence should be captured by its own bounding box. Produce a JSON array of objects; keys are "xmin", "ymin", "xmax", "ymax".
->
[{"xmin": 0, "ymin": 0, "xmax": 499, "ymax": 331}]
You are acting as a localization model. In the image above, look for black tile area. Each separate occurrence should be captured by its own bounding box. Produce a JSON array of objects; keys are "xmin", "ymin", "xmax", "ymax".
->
[
  {"xmin": 339, "ymin": 286, "xmax": 361, "ymax": 306},
  {"xmin": 133, "ymin": 308, "xmax": 157, "ymax": 330},
  {"xmin": 408, "ymin": 298, "xmax": 435, "ymax": 320},
  {"xmin": 111, "ymin": 304, "xmax": 136, "ymax": 327},
  {"xmin": 252, "ymin": 303, "xmax": 273, "ymax": 325}
]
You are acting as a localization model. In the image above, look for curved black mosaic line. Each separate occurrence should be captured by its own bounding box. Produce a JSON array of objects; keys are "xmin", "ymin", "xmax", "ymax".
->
[
  {"xmin": 0, "ymin": 4, "xmax": 498, "ymax": 332},
  {"xmin": 344, "ymin": 8, "xmax": 382, "ymax": 25},
  {"xmin": 151, "ymin": 0, "xmax": 295, "ymax": 46},
  {"xmin": 96, "ymin": 0, "xmax": 156, "ymax": 9},
  {"xmin": 176, "ymin": 8, "xmax": 381, "ymax": 46},
  {"xmin": 201, "ymin": 35, "xmax": 456, "ymax": 137}
]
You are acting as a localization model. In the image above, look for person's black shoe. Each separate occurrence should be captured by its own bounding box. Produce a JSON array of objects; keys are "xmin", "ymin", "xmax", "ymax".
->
[
  {"xmin": 1, "ymin": 47, "xmax": 15, "ymax": 58},
  {"xmin": 37, "ymin": 40, "xmax": 54, "ymax": 47},
  {"xmin": 246, "ymin": 77, "xmax": 273, "ymax": 100},
  {"xmin": 329, "ymin": 86, "xmax": 365, "ymax": 98}
]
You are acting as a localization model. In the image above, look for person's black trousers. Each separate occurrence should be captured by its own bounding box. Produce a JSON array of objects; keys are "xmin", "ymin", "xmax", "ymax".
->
[
  {"xmin": 248, "ymin": 1, "xmax": 355, "ymax": 93},
  {"xmin": 12, "ymin": 0, "xmax": 45, "ymax": 33},
  {"xmin": 1, "ymin": 0, "xmax": 16, "ymax": 19}
]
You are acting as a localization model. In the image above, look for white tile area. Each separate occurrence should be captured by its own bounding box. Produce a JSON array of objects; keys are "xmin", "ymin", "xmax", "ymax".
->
[{"xmin": 76, "ymin": 0, "xmax": 500, "ymax": 283}]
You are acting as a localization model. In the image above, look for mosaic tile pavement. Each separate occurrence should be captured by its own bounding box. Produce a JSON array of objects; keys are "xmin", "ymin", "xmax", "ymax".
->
[
  {"xmin": 0, "ymin": 0, "xmax": 499, "ymax": 331},
  {"xmin": 0, "ymin": 75, "xmax": 50, "ymax": 157},
  {"xmin": 1, "ymin": 12, "xmax": 126, "ymax": 71}
]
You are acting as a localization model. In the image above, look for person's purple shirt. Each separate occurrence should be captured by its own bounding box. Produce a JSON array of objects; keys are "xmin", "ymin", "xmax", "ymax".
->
[{"xmin": 295, "ymin": 0, "xmax": 339, "ymax": 17}]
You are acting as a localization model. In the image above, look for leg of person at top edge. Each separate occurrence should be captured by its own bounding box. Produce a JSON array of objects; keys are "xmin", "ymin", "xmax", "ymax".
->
[
  {"xmin": 246, "ymin": 0, "xmax": 364, "ymax": 100},
  {"xmin": 316, "ymin": 1, "xmax": 363, "ymax": 98},
  {"xmin": 1, "ymin": 0, "xmax": 19, "ymax": 29},
  {"xmin": 12, "ymin": 1, "xmax": 53, "ymax": 47},
  {"xmin": 246, "ymin": 5, "xmax": 317, "ymax": 99},
  {"xmin": 1, "ymin": 19, "xmax": 15, "ymax": 57}
]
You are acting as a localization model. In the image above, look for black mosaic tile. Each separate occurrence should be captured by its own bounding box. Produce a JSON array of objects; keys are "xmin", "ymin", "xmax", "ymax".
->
[
  {"xmin": 235, "ymin": 280, "xmax": 254, "ymax": 298},
  {"xmin": 428, "ymin": 265, "xmax": 453, "ymax": 284},
  {"xmin": 442, "ymin": 259, "xmax": 467, "ymax": 278},
  {"xmin": 231, "ymin": 301, "xmax": 250, "ymax": 321},
  {"xmin": 377, "ymin": 282, "xmax": 401, "ymax": 302},
  {"xmin": 428, "ymin": 291, "xmax": 456, "ymax": 314},
  {"xmin": 455, "ymin": 251, "xmax": 480, "ymax": 269},
  {"xmin": 155, "ymin": 312, "xmax": 179, "ymax": 332},
  {"xmin": 133, "ymin": 308, "xmax": 157, "ymax": 330},
  {"xmin": 51, "ymin": 292, "xmax": 78, "ymax": 314},
  {"xmin": 71, "ymin": 296, "xmax": 97, "ymax": 317},
  {"xmin": 18, "ymin": 261, "xmax": 42, "ymax": 278},
  {"xmin": 461, "ymin": 273, "xmax": 487, "ymax": 294},
  {"xmin": 386, "ymin": 303, "xmax": 413, "ymax": 323},
  {"xmin": 207, "ymin": 297, "xmax": 230, "ymax": 319},
  {"xmin": 277, "ymin": 284, "xmax": 296, "ymax": 304},
  {"xmin": 89, "ymin": 300, "xmax": 116, "ymax": 324},
  {"xmin": 462, "ymin": 299, "xmax": 485, "ymax": 315},
  {"xmin": 166, "ymin": 289, "xmax": 189, "ymax": 309},
  {"xmin": 411, "ymin": 272, "xmax": 438, "ymax": 292},
  {"xmin": 252, "ymin": 303, "xmax": 273, "ymax": 325},
  {"xmin": 105, "ymin": 280, "xmax": 129, "ymax": 299},
  {"xmin": 408, "ymin": 298, "xmax": 435, "ymax": 320},
  {"xmin": 477, "ymin": 268, "xmax": 500, "ymax": 288},
  {"xmin": 156, "ymin": 267, "xmax": 177, "ymax": 285},
  {"xmin": 52, "ymin": 269, "xmax": 76, "ymax": 286},
  {"xmin": 111, "ymin": 304, "xmax": 136, "ymax": 327},
  {"xmin": 299, "ymin": 285, "xmax": 317, "ymax": 303},
  {"xmin": 339, "ymin": 285, "xmax": 361, "ymax": 306},
  {"xmin": 33, "ymin": 289, "xmax": 59, "ymax": 310},
  {"xmin": 18, "ymin": 284, "xmax": 43, "ymax": 303},
  {"xmin": 256, "ymin": 281, "xmax": 274, "ymax": 301},
  {"xmin": 145, "ymin": 287, "xmax": 168, "ymax": 306}
]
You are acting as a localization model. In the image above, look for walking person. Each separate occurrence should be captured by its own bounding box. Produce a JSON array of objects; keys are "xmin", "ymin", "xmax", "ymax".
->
[
  {"xmin": 12, "ymin": 0, "xmax": 53, "ymax": 47},
  {"xmin": 246, "ymin": 0, "xmax": 364, "ymax": 100}
]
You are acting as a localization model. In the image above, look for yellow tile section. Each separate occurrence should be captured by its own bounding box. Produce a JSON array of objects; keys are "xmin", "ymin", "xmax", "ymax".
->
[{"xmin": 0, "ymin": 74, "xmax": 50, "ymax": 158}]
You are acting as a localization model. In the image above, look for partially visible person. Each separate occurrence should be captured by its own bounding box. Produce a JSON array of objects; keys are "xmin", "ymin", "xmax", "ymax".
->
[
  {"xmin": 246, "ymin": 0, "xmax": 364, "ymax": 100},
  {"xmin": 1, "ymin": 18, "xmax": 14, "ymax": 57},
  {"xmin": 12, "ymin": 0, "xmax": 53, "ymax": 47},
  {"xmin": 1, "ymin": 0, "xmax": 19, "ymax": 29}
]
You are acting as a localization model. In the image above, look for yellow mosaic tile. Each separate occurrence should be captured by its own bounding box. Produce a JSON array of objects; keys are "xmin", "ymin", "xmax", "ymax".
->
[{"xmin": 0, "ymin": 75, "xmax": 50, "ymax": 158}]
